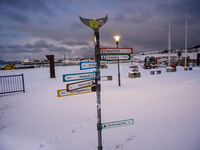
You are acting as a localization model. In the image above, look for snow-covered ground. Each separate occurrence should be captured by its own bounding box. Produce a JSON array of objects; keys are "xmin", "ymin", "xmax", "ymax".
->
[{"xmin": 0, "ymin": 63, "xmax": 200, "ymax": 150}]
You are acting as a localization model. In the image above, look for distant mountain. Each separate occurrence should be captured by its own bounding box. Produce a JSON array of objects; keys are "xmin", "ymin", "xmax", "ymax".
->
[
  {"xmin": 0, "ymin": 60, "xmax": 21, "ymax": 64},
  {"xmin": 0, "ymin": 60, "xmax": 7, "ymax": 64},
  {"xmin": 193, "ymin": 45, "xmax": 200, "ymax": 49}
]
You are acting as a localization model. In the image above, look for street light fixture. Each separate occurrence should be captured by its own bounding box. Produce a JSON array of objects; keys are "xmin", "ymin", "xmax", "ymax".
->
[
  {"xmin": 113, "ymin": 35, "xmax": 121, "ymax": 86},
  {"xmin": 113, "ymin": 35, "xmax": 121, "ymax": 48}
]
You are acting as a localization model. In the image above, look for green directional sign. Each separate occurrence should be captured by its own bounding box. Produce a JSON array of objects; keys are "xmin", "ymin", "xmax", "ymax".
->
[
  {"xmin": 102, "ymin": 119, "xmax": 134, "ymax": 129},
  {"xmin": 100, "ymin": 54, "xmax": 131, "ymax": 61}
]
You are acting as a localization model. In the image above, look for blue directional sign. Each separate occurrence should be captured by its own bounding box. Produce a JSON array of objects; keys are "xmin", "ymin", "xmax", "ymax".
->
[
  {"xmin": 80, "ymin": 61, "xmax": 97, "ymax": 70},
  {"xmin": 63, "ymin": 72, "xmax": 96, "ymax": 82}
]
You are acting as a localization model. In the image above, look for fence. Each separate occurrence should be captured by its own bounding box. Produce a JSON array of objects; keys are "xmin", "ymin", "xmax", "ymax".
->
[{"xmin": 0, "ymin": 74, "xmax": 25, "ymax": 94}]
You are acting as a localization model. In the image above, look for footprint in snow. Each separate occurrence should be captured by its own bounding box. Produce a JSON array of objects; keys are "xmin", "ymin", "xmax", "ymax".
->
[
  {"xmin": 109, "ymin": 108, "xmax": 116, "ymax": 115},
  {"xmin": 86, "ymin": 114, "xmax": 94, "ymax": 121},
  {"xmin": 70, "ymin": 124, "xmax": 86, "ymax": 133},
  {"xmin": 115, "ymin": 143, "xmax": 124, "ymax": 149},
  {"xmin": 126, "ymin": 135, "xmax": 135, "ymax": 141},
  {"xmin": 38, "ymin": 136, "xmax": 60, "ymax": 149}
]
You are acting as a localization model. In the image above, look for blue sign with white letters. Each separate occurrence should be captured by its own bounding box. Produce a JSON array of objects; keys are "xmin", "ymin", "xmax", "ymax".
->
[
  {"xmin": 80, "ymin": 61, "xmax": 97, "ymax": 70},
  {"xmin": 63, "ymin": 72, "xmax": 96, "ymax": 82}
]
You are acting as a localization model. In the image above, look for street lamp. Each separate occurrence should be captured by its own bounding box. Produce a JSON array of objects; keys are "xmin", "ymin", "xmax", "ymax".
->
[
  {"xmin": 113, "ymin": 35, "xmax": 121, "ymax": 86},
  {"xmin": 113, "ymin": 35, "xmax": 121, "ymax": 48}
]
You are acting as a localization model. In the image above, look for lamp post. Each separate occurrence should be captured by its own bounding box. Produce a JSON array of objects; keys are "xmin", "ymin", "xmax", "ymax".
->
[{"xmin": 113, "ymin": 35, "xmax": 121, "ymax": 86}]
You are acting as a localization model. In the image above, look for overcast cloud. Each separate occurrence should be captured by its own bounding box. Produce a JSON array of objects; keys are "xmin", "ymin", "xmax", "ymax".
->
[{"xmin": 0, "ymin": 0, "xmax": 200, "ymax": 61}]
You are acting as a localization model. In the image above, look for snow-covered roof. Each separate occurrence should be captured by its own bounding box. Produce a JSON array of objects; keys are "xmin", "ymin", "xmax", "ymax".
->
[{"xmin": 181, "ymin": 52, "xmax": 198, "ymax": 59}]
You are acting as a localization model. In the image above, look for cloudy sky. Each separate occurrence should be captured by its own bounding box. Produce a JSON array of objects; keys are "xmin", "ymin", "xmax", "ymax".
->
[{"xmin": 0, "ymin": 0, "xmax": 200, "ymax": 61}]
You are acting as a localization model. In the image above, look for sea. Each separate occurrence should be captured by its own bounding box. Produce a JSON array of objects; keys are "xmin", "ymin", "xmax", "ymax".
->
[{"xmin": 0, "ymin": 61, "xmax": 81, "ymax": 69}]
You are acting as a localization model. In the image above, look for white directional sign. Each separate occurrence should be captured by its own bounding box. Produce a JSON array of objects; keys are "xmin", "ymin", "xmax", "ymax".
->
[
  {"xmin": 100, "ymin": 54, "xmax": 130, "ymax": 61},
  {"xmin": 102, "ymin": 119, "xmax": 134, "ymax": 129},
  {"xmin": 80, "ymin": 61, "xmax": 97, "ymax": 70},
  {"xmin": 100, "ymin": 48, "xmax": 133, "ymax": 54},
  {"xmin": 63, "ymin": 72, "xmax": 96, "ymax": 82},
  {"xmin": 57, "ymin": 86, "xmax": 94, "ymax": 97},
  {"xmin": 66, "ymin": 79, "xmax": 96, "ymax": 92}
]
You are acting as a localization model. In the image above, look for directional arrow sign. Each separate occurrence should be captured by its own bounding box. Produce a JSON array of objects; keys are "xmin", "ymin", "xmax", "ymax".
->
[
  {"xmin": 100, "ymin": 48, "xmax": 133, "ymax": 54},
  {"xmin": 102, "ymin": 119, "xmax": 134, "ymax": 129},
  {"xmin": 80, "ymin": 61, "xmax": 97, "ymax": 70},
  {"xmin": 66, "ymin": 79, "xmax": 96, "ymax": 92},
  {"xmin": 57, "ymin": 86, "xmax": 95, "ymax": 97},
  {"xmin": 63, "ymin": 72, "xmax": 96, "ymax": 82},
  {"xmin": 100, "ymin": 54, "xmax": 130, "ymax": 61}
]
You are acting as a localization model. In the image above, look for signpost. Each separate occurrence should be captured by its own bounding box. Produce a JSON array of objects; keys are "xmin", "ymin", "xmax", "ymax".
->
[
  {"xmin": 66, "ymin": 79, "xmax": 96, "ymax": 92},
  {"xmin": 80, "ymin": 61, "xmax": 97, "ymax": 70},
  {"xmin": 102, "ymin": 119, "xmax": 134, "ymax": 129},
  {"xmin": 57, "ymin": 15, "xmax": 134, "ymax": 150},
  {"xmin": 100, "ymin": 48, "xmax": 133, "ymax": 86},
  {"xmin": 80, "ymin": 15, "xmax": 108, "ymax": 150},
  {"xmin": 100, "ymin": 54, "xmax": 131, "ymax": 61},
  {"xmin": 63, "ymin": 72, "xmax": 96, "ymax": 82},
  {"xmin": 100, "ymin": 48, "xmax": 133, "ymax": 54},
  {"xmin": 57, "ymin": 86, "xmax": 95, "ymax": 97}
]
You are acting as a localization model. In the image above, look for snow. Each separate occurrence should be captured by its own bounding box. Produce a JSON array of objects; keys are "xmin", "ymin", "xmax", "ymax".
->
[{"xmin": 0, "ymin": 63, "xmax": 200, "ymax": 150}]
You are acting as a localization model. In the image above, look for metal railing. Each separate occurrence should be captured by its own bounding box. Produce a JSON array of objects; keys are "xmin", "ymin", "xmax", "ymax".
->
[{"xmin": 0, "ymin": 74, "xmax": 25, "ymax": 94}]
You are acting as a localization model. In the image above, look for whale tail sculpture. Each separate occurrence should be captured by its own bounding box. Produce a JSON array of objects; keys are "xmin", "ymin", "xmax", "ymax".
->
[{"xmin": 79, "ymin": 15, "xmax": 108, "ymax": 31}]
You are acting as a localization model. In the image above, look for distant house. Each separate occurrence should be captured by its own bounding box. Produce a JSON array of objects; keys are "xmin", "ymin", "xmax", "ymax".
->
[
  {"xmin": 23, "ymin": 59, "xmax": 30, "ymax": 63},
  {"xmin": 181, "ymin": 53, "xmax": 198, "ymax": 65}
]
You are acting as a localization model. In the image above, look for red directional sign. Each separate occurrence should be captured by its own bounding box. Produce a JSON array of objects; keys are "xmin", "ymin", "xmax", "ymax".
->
[{"xmin": 100, "ymin": 48, "xmax": 133, "ymax": 54}]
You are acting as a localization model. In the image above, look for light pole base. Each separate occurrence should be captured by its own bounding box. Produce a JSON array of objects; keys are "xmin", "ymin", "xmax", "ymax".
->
[{"xmin": 98, "ymin": 146, "xmax": 103, "ymax": 150}]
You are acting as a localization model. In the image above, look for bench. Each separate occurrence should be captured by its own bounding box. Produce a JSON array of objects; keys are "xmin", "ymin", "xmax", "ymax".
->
[
  {"xmin": 129, "ymin": 66, "xmax": 139, "ymax": 72},
  {"xmin": 129, "ymin": 72, "xmax": 141, "ymax": 78},
  {"xmin": 150, "ymin": 70, "xmax": 161, "ymax": 75},
  {"xmin": 166, "ymin": 67, "xmax": 175, "ymax": 72},
  {"xmin": 184, "ymin": 67, "xmax": 193, "ymax": 71},
  {"xmin": 157, "ymin": 70, "xmax": 161, "ymax": 74},
  {"xmin": 101, "ymin": 75, "xmax": 112, "ymax": 80},
  {"xmin": 100, "ymin": 65, "xmax": 108, "ymax": 69},
  {"xmin": 150, "ymin": 71, "xmax": 155, "ymax": 75}
]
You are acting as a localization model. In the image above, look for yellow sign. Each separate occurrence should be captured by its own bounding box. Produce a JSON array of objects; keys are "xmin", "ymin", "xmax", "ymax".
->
[
  {"xmin": 57, "ymin": 86, "xmax": 94, "ymax": 97},
  {"xmin": 90, "ymin": 20, "xmax": 99, "ymax": 28}
]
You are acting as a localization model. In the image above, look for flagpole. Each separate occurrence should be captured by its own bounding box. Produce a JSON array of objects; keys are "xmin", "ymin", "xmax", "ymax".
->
[
  {"xmin": 168, "ymin": 20, "xmax": 171, "ymax": 67},
  {"xmin": 185, "ymin": 17, "xmax": 188, "ymax": 68}
]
